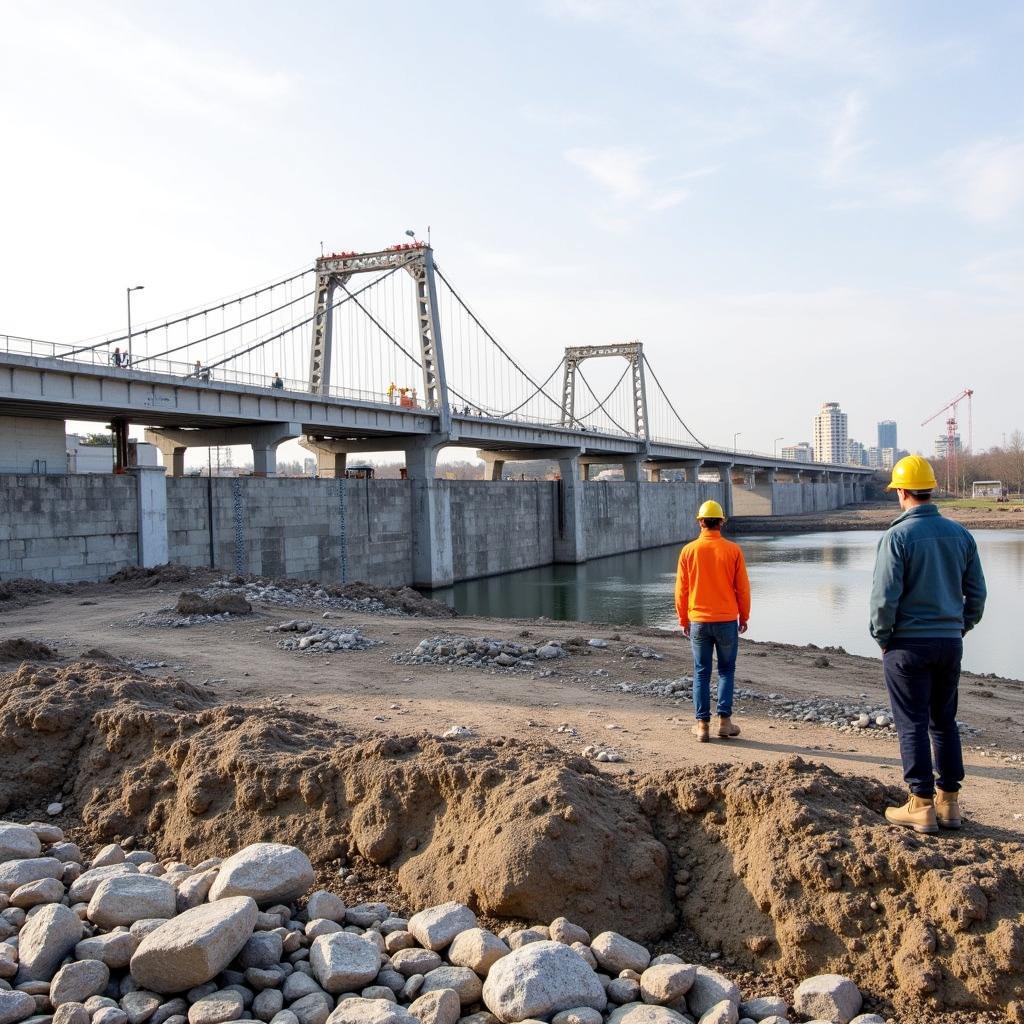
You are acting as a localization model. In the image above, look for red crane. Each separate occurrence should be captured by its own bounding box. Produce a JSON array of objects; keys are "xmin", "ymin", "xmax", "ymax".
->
[{"xmin": 921, "ymin": 389, "xmax": 974, "ymax": 495}]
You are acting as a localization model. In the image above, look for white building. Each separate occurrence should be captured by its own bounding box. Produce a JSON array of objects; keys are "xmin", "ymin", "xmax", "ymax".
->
[
  {"xmin": 847, "ymin": 440, "xmax": 868, "ymax": 466},
  {"xmin": 66, "ymin": 434, "xmax": 158, "ymax": 473},
  {"xmin": 934, "ymin": 434, "xmax": 962, "ymax": 459},
  {"xmin": 781, "ymin": 442, "xmax": 814, "ymax": 463},
  {"xmin": 813, "ymin": 403, "xmax": 848, "ymax": 463}
]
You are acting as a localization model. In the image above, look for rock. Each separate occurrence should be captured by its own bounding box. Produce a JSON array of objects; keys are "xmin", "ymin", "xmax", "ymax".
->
[
  {"xmin": 391, "ymin": 950, "xmax": 444, "ymax": 978},
  {"xmin": 68, "ymin": 865, "xmax": 139, "ymax": 903},
  {"xmin": 0, "ymin": 825, "xmax": 41, "ymax": 864},
  {"xmin": 120, "ymin": 992, "xmax": 162, "ymax": 1024},
  {"xmin": 482, "ymin": 941, "xmax": 607, "ymax": 1023},
  {"xmin": 289, "ymin": 993, "xmax": 332, "ymax": 1024},
  {"xmin": 237, "ymin": 932, "xmax": 284, "ymax": 970},
  {"xmin": 507, "ymin": 929, "xmax": 548, "ymax": 950},
  {"xmin": 47, "ymin": 803, "xmax": 63, "ymax": 817},
  {"xmin": 176, "ymin": 870, "xmax": 219, "ymax": 913},
  {"xmin": 640, "ymin": 965, "xmax": 695, "ymax": 1005},
  {"xmin": 306, "ymin": 919, "xmax": 343, "ymax": 940},
  {"xmin": 0, "ymin": 991, "xmax": 36, "ymax": 1024},
  {"xmin": 309, "ymin": 933, "xmax": 382, "ymax": 994},
  {"xmin": 607, "ymin": 1007, "xmax": 689, "ymax": 1024},
  {"xmin": 420, "ymin": 967, "xmax": 482, "ymax": 1007},
  {"xmin": 549, "ymin": 920, "xmax": 590, "ymax": 947},
  {"xmin": 306, "ymin": 893, "xmax": 346, "ymax": 924},
  {"xmin": 49, "ymin": 843, "xmax": 83, "ymax": 864},
  {"xmin": 282, "ymin": 973, "xmax": 324, "ymax": 1002},
  {"xmin": 76, "ymin": 931, "xmax": 138, "ymax": 969},
  {"xmin": 246, "ymin": 967, "xmax": 285, "ymax": 991},
  {"xmin": 53, "ymin": 1004, "xmax": 90, "ymax": 1024},
  {"xmin": 686, "ymin": 969, "xmax": 740, "ymax": 1019},
  {"xmin": 130, "ymin": 896, "xmax": 258, "ymax": 994},
  {"xmin": 447, "ymin": 929, "xmax": 509, "ymax": 977},
  {"xmin": 408, "ymin": 989, "xmax": 460, "ymax": 1024},
  {"xmin": 535, "ymin": 645, "xmax": 563, "ymax": 660},
  {"xmin": 696, "ymin": 1001, "xmax": 738, "ymax": 1024},
  {"xmin": 607, "ymin": 978, "xmax": 640, "ymax": 1004},
  {"xmin": 849, "ymin": 1017, "xmax": 885, "ymax": 1024},
  {"xmin": 254, "ymin": 990, "xmax": 284, "ymax": 1022},
  {"xmin": 590, "ymin": 933, "xmax": 651, "ymax": 975},
  {"xmin": 0, "ymin": 858, "xmax": 63, "ymax": 895},
  {"xmin": 51, "ymin": 959, "xmax": 111, "ymax": 1006},
  {"xmin": 89, "ymin": 876, "xmax": 176, "ymax": 928},
  {"xmin": 408, "ymin": 904, "xmax": 477, "ymax": 953},
  {"xmin": 209, "ymin": 845, "xmax": 314, "ymax": 906},
  {"xmin": 551, "ymin": 1011, "xmax": 603, "ymax": 1024},
  {"xmin": 361, "ymin": 988, "xmax": 397, "ymax": 1004},
  {"xmin": 792, "ymin": 976, "xmax": 862, "ymax": 1024},
  {"xmin": 187, "ymin": 991, "xmax": 244, "ymax": 1024},
  {"xmin": 346, "ymin": 904, "xmax": 390, "ymax": 929},
  {"xmin": 738, "ymin": 998, "xmax": 787, "ymax": 1021},
  {"xmin": 14, "ymin": 902, "xmax": 83, "ymax": 982},
  {"xmin": 94, "ymin": 1007, "xmax": 130, "ymax": 1024},
  {"xmin": 325, "ymin": 999, "xmax": 417, "ymax": 1024},
  {"xmin": 91, "ymin": 845, "xmax": 126, "ymax": 869},
  {"xmin": 10, "ymin": 878, "xmax": 65, "ymax": 909}
]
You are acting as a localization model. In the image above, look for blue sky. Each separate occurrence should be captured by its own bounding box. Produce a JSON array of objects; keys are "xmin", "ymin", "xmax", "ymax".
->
[{"xmin": 1, "ymin": 0, "xmax": 1022, "ymax": 458}]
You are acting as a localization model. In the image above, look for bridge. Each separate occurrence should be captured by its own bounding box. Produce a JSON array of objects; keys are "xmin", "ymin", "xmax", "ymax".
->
[{"xmin": 0, "ymin": 243, "xmax": 870, "ymax": 587}]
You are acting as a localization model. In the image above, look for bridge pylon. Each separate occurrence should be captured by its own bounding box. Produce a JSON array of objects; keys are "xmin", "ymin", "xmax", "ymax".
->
[{"xmin": 560, "ymin": 341, "xmax": 650, "ymax": 446}]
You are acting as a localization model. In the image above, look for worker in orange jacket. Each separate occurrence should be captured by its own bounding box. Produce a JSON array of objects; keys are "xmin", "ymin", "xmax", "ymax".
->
[{"xmin": 675, "ymin": 499, "xmax": 751, "ymax": 742}]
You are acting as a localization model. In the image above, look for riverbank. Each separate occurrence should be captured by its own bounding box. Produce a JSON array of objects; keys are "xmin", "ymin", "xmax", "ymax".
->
[{"xmin": 729, "ymin": 499, "xmax": 1024, "ymax": 534}]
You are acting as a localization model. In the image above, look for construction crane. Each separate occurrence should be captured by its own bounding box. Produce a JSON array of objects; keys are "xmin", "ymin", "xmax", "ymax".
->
[{"xmin": 922, "ymin": 389, "xmax": 974, "ymax": 495}]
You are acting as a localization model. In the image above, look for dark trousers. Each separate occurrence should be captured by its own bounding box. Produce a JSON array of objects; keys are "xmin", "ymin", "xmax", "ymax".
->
[{"xmin": 883, "ymin": 637, "xmax": 964, "ymax": 797}]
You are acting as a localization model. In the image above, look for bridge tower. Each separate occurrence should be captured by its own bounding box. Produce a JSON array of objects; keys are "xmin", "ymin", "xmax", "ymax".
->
[
  {"xmin": 560, "ymin": 341, "xmax": 650, "ymax": 444},
  {"xmin": 308, "ymin": 245, "xmax": 451, "ymax": 433}
]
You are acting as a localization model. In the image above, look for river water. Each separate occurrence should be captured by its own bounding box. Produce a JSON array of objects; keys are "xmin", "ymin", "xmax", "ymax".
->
[{"xmin": 431, "ymin": 529, "xmax": 1024, "ymax": 679}]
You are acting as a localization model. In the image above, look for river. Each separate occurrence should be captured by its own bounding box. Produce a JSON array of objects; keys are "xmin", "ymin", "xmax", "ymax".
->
[{"xmin": 430, "ymin": 529, "xmax": 1024, "ymax": 679}]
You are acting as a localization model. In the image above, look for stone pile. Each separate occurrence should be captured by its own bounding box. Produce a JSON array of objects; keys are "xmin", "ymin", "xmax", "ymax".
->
[
  {"xmin": 267, "ymin": 624, "xmax": 383, "ymax": 656},
  {"xmin": 0, "ymin": 828, "xmax": 887, "ymax": 1024},
  {"xmin": 392, "ymin": 637, "xmax": 568, "ymax": 673},
  {"xmin": 202, "ymin": 581, "xmax": 399, "ymax": 618}
]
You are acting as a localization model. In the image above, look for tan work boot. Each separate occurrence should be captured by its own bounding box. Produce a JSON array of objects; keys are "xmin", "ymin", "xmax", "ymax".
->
[
  {"xmin": 692, "ymin": 721, "xmax": 710, "ymax": 743},
  {"xmin": 935, "ymin": 787, "xmax": 962, "ymax": 829},
  {"xmin": 718, "ymin": 715, "xmax": 741, "ymax": 739},
  {"xmin": 885, "ymin": 794, "xmax": 938, "ymax": 834}
]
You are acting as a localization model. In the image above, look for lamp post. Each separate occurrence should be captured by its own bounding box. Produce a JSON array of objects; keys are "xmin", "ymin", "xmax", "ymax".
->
[
  {"xmin": 733, "ymin": 432, "xmax": 742, "ymax": 452},
  {"xmin": 126, "ymin": 285, "xmax": 144, "ymax": 366},
  {"xmin": 774, "ymin": 436, "xmax": 784, "ymax": 457}
]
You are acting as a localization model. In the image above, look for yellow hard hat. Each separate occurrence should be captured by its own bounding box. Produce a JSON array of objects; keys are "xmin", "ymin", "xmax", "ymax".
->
[
  {"xmin": 696, "ymin": 499, "xmax": 725, "ymax": 520},
  {"xmin": 887, "ymin": 455, "xmax": 937, "ymax": 491}
]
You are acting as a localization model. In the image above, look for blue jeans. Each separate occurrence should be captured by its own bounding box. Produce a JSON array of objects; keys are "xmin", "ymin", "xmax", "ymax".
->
[
  {"xmin": 690, "ymin": 621, "xmax": 738, "ymax": 721},
  {"xmin": 883, "ymin": 637, "xmax": 964, "ymax": 797}
]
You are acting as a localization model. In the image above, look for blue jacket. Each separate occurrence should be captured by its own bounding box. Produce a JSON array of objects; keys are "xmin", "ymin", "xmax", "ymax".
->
[{"xmin": 869, "ymin": 504, "xmax": 986, "ymax": 648}]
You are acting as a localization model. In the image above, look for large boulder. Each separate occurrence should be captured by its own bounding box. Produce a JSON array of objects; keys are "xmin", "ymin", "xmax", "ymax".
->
[
  {"xmin": 208, "ymin": 844, "xmax": 314, "ymax": 905},
  {"xmin": 482, "ymin": 941, "xmax": 607, "ymax": 1023},
  {"xmin": 0, "ymin": 856, "xmax": 63, "ymax": 894},
  {"xmin": 407, "ymin": 903, "xmax": 477, "ymax": 952},
  {"xmin": 68, "ymin": 864, "xmax": 139, "ymax": 903},
  {"xmin": 793, "ymin": 975, "xmax": 862, "ymax": 1024},
  {"xmin": 0, "ymin": 823, "xmax": 41, "ymax": 863},
  {"xmin": 88, "ymin": 875, "xmax": 176, "ymax": 928},
  {"xmin": 130, "ymin": 896, "xmax": 258, "ymax": 993},
  {"xmin": 14, "ymin": 903, "xmax": 83, "ymax": 982},
  {"xmin": 310, "ymin": 933, "xmax": 382, "ymax": 995}
]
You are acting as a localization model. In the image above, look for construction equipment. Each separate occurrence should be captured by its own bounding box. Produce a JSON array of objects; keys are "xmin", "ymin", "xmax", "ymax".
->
[{"xmin": 922, "ymin": 389, "xmax": 974, "ymax": 495}]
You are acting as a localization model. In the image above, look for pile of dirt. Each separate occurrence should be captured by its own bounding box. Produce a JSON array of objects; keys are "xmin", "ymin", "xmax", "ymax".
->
[
  {"xmin": 0, "ymin": 636, "xmax": 58, "ymax": 661},
  {"xmin": 331, "ymin": 581, "xmax": 456, "ymax": 617},
  {"xmin": 0, "ymin": 577, "xmax": 71, "ymax": 609},
  {"xmin": 175, "ymin": 590, "xmax": 252, "ymax": 616},
  {"xmin": 1, "ymin": 661, "xmax": 1022, "ymax": 1018},
  {"xmin": 107, "ymin": 564, "xmax": 205, "ymax": 588}
]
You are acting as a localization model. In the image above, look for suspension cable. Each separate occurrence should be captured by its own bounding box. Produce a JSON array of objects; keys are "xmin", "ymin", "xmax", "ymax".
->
[
  {"xmin": 642, "ymin": 355, "xmax": 708, "ymax": 448},
  {"xmin": 574, "ymin": 361, "xmax": 632, "ymax": 422},
  {"xmin": 575, "ymin": 365, "xmax": 634, "ymax": 436}
]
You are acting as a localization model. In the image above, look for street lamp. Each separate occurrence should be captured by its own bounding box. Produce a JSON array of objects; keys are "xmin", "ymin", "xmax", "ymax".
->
[
  {"xmin": 774, "ymin": 436, "xmax": 784, "ymax": 457},
  {"xmin": 126, "ymin": 285, "xmax": 144, "ymax": 365},
  {"xmin": 733, "ymin": 431, "xmax": 742, "ymax": 452}
]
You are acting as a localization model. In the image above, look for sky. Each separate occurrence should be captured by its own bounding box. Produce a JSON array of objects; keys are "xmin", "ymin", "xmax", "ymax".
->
[{"xmin": 2, "ymin": 0, "xmax": 1023, "ymax": 464}]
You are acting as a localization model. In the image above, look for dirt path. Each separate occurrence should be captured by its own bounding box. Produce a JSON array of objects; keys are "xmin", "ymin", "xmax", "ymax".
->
[{"xmin": 4, "ymin": 584, "xmax": 1022, "ymax": 836}]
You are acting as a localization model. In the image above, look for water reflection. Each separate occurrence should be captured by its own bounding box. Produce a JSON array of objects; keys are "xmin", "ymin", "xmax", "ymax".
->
[{"xmin": 430, "ymin": 530, "xmax": 1023, "ymax": 679}]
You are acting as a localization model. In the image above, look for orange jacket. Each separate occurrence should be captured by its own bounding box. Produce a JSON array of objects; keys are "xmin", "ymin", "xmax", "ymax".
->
[{"xmin": 675, "ymin": 529, "xmax": 751, "ymax": 627}]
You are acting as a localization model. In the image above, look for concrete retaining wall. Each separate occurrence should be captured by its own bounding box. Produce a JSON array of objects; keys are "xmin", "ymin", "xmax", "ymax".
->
[
  {"xmin": 0, "ymin": 473, "xmax": 138, "ymax": 581},
  {"xmin": 0, "ymin": 417, "xmax": 67, "ymax": 475}
]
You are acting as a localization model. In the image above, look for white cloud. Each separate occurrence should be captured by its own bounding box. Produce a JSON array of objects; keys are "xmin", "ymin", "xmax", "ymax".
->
[
  {"xmin": 966, "ymin": 249, "xmax": 1024, "ymax": 293},
  {"xmin": 942, "ymin": 138, "xmax": 1024, "ymax": 225},
  {"xmin": 822, "ymin": 89, "xmax": 869, "ymax": 183}
]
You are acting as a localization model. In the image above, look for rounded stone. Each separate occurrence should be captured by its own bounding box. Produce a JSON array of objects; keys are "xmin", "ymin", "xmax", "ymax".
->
[
  {"xmin": 13, "ymin": 902, "xmax": 83, "ymax": 982},
  {"xmin": 447, "ymin": 929, "xmax": 509, "ymax": 978},
  {"xmin": 793, "ymin": 975, "xmax": 862, "ymax": 1024},
  {"xmin": 89, "ymin": 876, "xmax": 177, "ymax": 929},
  {"xmin": 408, "ymin": 989, "xmax": 460, "ymax": 1024},
  {"xmin": 407, "ymin": 904, "xmax": 477, "ymax": 953},
  {"xmin": 607, "ymin": 1007, "xmax": 689, "ymax": 1024},
  {"xmin": 51, "ymin": 959, "xmax": 111, "ymax": 1006},
  {"xmin": 325, "ymin": 999, "xmax": 417, "ymax": 1024},
  {"xmin": 0, "ymin": 825, "xmax": 41, "ymax": 865},
  {"xmin": 640, "ymin": 965, "xmax": 696, "ymax": 1006},
  {"xmin": 187, "ymin": 991, "xmax": 244, "ymax": 1024},
  {"xmin": 685, "ymin": 969, "xmax": 740, "ymax": 1019},
  {"xmin": 208, "ymin": 844, "xmax": 314, "ymax": 906},
  {"xmin": 309, "ymin": 932, "xmax": 382, "ymax": 995},
  {"xmin": 0, "ymin": 990, "xmax": 37, "ymax": 1024},
  {"xmin": 590, "ymin": 934, "xmax": 651, "ymax": 976},
  {"xmin": 53, "ymin": 1004, "xmax": 90, "ymax": 1024},
  {"xmin": 420, "ymin": 967, "xmax": 482, "ymax": 1007},
  {"xmin": 9, "ymin": 878, "xmax": 65, "ymax": 910}
]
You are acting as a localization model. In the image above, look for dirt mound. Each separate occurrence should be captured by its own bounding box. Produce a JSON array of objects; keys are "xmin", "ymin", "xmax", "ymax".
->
[
  {"xmin": 0, "ymin": 637, "xmax": 58, "ymax": 661},
  {"xmin": 175, "ymin": 590, "xmax": 252, "ymax": 616},
  {"xmin": 108, "ymin": 564, "xmax": 203, "ymax": 588},
  {"xmin": 1, "ymin": 663, "xmax": 1022, "ymax": 1017},
  {"xmin": 332, "ymin": 581, "xmax": 456, "ymax": 617},
  {"xmin": 636, "ymin": 758, "xmax": 1024, "ymax": 1015},
  {"xmin": 0, "ymin": 578, "xmax": 71, "ymax": 609}
]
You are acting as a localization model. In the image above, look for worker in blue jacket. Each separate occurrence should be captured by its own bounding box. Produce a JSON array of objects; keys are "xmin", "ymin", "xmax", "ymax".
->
[{"xmin": 870, "ymin": 455, "xmax": 987, "ymax": 834}]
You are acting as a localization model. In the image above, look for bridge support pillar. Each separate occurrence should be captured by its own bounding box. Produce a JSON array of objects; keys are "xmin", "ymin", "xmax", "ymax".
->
[
  {"xmin": 702, "ymin": 462, "xmax": 734, "ymax": 517},
  {"xmin": 647, "ymin": 466, "xmax": 662, "ymax": 482},
  {"xmin": 298, "ymin": 437, "xmax": 348, "ymax": 478},
  {"xmin": 555, "ymin": 452, "xmax": 587, "ymax": 564},
  {"xmin": 481, "ymin": 455, "xmax": 505, "ymax": 481},
  {"xmin": 129, "ymin": 466, "xmax": 169, "ymax": 568},
  {"xmin": 146, "ymin": 422, "xmax": 300, "ymax": 477},
  {"xmin": 405, "ymin": 435, "xmax": 454, "ymax": 589},
  {"xmin": 147, "ymin": 433, "xmax": 187, "ymax": 477}
]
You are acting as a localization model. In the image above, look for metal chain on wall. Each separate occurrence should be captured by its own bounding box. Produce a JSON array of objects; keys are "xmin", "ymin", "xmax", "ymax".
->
[
  {"xmin": 337, "ymin": 477, "xmax": 349, "ymax": 583},
  {"xmin": 231, "ymin": 478, "xmax": 249, "ymax": 575}
]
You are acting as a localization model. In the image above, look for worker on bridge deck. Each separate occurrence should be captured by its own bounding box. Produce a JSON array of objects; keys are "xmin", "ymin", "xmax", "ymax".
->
[
  {"xmin": 870, "ymin": 455, "xmax": 987, "ymax": 834},
  {"xmin": 674, "ymin": 500, "xmax": 751, "ymax": 743}
]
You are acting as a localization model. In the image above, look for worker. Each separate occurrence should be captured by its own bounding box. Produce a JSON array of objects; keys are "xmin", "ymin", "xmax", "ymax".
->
[
  {"xmin": 674, "ymin": 500, "xmax": 751, "ymax": 742},
  {"xmin": 271, "ymin": 372, "xmax": 284, "ymax": 390},
  {"xmin": 387, "ymin": 382, "xmax": 397, "ymax": 405},
  {"xmin": 870, "ymin": 455, "xmax": 987, "ymax": 833},
  {"xmin": 111, "ymin": 347, "xmax": 124, "ymax": 367},
  {"xmin": 194, "ymin": 360, "xmax": 211, "ymax": 382}
]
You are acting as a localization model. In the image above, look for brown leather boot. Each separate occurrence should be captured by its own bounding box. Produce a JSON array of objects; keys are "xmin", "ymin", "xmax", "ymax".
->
[
  {"xmin": 935, "ymin": 787, "xmax": 962, "ymax": 829},
  {"xmin": 718, "ymin": 715, "xmax": 741, "ymax": 738},
  {"xmin": 885, "ymin": 794, "xmax": 938, "ymax": 834},
  {"xmin": 692, "ymin": 721, "xmax": 710, "ymax": 743}
]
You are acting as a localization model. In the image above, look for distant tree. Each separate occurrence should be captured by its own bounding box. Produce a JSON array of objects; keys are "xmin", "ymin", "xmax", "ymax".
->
[{"xmin": 79, "ymin": 432, "xmax": 112, "ymax": 447}]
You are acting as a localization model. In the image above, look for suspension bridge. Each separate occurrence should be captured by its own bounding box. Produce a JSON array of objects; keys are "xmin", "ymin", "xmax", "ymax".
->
[{"xmin": 0, "ymin": 241, "xmax": 866, "ymax": 487}]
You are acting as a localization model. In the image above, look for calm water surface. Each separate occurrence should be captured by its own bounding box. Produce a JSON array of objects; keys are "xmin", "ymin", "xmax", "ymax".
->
[{"xmin": 431, "ymin": 530, "xmax": 1024, "ymax": 679}]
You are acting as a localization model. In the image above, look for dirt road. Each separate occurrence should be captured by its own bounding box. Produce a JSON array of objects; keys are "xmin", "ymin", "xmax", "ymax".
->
[{"xmin": 4, "ymin": 582, "xmax": 1021, "ymax": 835}]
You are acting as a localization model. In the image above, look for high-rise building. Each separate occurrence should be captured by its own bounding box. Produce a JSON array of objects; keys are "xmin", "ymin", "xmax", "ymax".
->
[
  {"xmin": 813, "ymin": 402, "xmax": 848, "ymax": 463},
  {"xmin": 847, "ymin": 440, "xmax": 868, "ymax": 466},
  {"xmin": 878, "ymin": 420, "xmax": 897, "ymax": 452},
  {"xmin": 934, "ymin": 434, "xmax": 962, "ymax": 459},
  {"xmin": 781, "ymin": 442, "xmax": 814, "ymax": 463}
]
